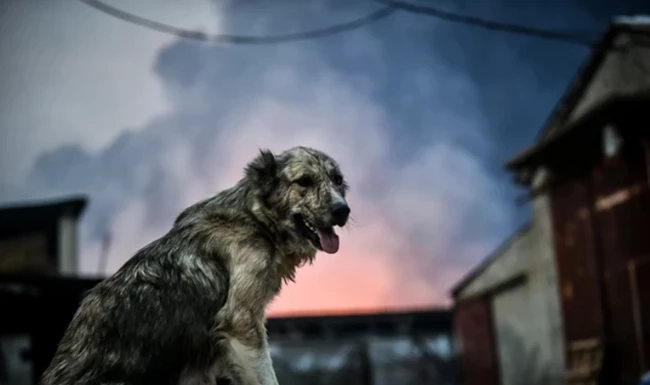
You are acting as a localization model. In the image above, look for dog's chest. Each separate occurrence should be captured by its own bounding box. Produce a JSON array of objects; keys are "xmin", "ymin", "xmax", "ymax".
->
[
  {"xmin": 261, "ymin": 271, "xmax": 283, "ymax": 306},
  {"xmin": 259, "ymin": 259, "xmax": 290, "ymax": 307},
  {"xmin": 228, "ymin": 258, "xmax": 284, "ymax": 308}
]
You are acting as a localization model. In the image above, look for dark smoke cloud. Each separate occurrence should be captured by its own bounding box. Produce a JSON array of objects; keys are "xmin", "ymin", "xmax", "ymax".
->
[{"xmin": 3, "ymin": 0, "xmax": 649, "ymax": 312}]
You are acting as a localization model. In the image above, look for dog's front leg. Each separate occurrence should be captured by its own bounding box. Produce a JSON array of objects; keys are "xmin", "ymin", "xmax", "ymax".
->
[
  {"xmin": 254, "ymin": 337, "xmax": 279, "ymax": 385},
  {"xmin": 220, "ymin": 318, "xmax": 278, "ymax": 385},
  {"xmin": 226, "ymin": 331, "xmax": 278, "ymax": 385}
]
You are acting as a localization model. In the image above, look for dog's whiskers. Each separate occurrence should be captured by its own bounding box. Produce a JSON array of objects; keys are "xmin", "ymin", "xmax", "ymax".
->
[{"xmin": 344, "ymin": 214, "xmax": 364, "ymax": 230}]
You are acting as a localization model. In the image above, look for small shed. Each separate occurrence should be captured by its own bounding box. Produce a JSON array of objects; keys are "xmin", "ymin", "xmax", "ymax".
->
[
  {"xmin": 0, "ymin": 196, "xmax": 87, "ymax": 276},
  {"xmin": 0, "ymin": 196, "xmax": 88, "ymax": 385},
  {"xmin": 452, "ymin": 15, "xmax": 650, "ymax": 385}
]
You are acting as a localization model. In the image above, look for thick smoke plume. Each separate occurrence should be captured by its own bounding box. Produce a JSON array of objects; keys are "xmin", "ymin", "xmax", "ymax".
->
[{"xmin": 3, "ymin": 0, "xmax": 643, "ymax": 314}]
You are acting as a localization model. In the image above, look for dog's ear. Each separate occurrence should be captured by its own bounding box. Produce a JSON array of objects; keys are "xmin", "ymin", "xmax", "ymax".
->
[{"xmin": 245, "ymin": 149, "xmax": 279, "ymax": 198}]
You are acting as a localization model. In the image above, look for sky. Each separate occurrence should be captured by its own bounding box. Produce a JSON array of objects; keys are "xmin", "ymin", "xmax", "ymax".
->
[{"xmin": 1, "ymin": 0, "xmax": 649, "ymax": 316}]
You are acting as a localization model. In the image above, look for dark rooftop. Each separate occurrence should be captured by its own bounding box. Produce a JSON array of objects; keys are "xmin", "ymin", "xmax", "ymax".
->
[
  {"xmin": 524, "ymin": 17, "xmax": 650, "ymax": 153},
  {"xmin": 0, "ymin": 196, "xmax": 87, "ymax": 228},
  {"xmin": 506, "ymin": 92, "xmax": 650, "ymax": 176},
  {"xmin": 506, "ymin": 17, "xmax": 650, "ymax": 183},
  {"xmin": 268, "ymin": 308, "xmax": 453, "ymax": 340}
]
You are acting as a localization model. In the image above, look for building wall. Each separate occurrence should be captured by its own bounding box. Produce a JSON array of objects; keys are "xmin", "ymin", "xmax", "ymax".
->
[
  {"xmin": 490, "ymin": 193, "xmax": 565, "ymax": 385},
  {"xmin": 455, "ymin": 297, "xmax": 499, "ymax": 385},
  {"xmin": 548, "ymin": 120, "xmax": 650, "ymax": 383},
  {"xmin": 527, "ymin": 192, "xmax": 565, "ymax": 385},
  {"xmin": 551, "ymin": 29, "xmax": 650, "ymax": 384},
  {"xmin": 456, "ymin": 175, "xmax": 565, "ymax": 385},
  {"xmin": 0, "ymin": 232, "xmax": 50, "ymax": 273},
  {"xmin": 492, "ymin": 281, "xmax": 533, "ymax": 385}
]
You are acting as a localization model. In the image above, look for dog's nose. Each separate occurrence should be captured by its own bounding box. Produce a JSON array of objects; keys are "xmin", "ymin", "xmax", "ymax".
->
[{"xmin": 332, "ymin": 202, "xmax": 350, "ymax": 226}]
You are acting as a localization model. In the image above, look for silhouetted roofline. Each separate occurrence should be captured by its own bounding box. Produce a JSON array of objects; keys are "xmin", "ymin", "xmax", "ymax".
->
[
  {"xmin": 506, "ymin": 92, "xmax": 650, "ymax": 174},
  {"xmin": 450, "ymin": 222, "xmax": 532, "ymax": 298},
  {"xmin": 0, "ymin": 196, "xmax": 88, "ymax": 225},
  {"xmin": 505, "ymin": 16, "xmax": 650, "ymax": 183},
  {"xmin": 267, "ymin": 308, "xmax": 452, "ymax": 339},
  {"xmin": 269, "ymin": 308, "xmax": 450, "ymax": 322}
]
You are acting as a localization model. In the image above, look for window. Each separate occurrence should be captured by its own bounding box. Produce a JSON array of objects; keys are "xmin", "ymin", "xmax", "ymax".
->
[
  {"xmin": 602, "ymin": 124, "xmax": 623, "ymax": 158},
  {"xmin": 0, "ymin": 233, "xmax": 51, "ymax": 273}
]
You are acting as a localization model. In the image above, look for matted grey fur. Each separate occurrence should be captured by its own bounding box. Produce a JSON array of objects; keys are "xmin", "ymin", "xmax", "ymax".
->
[{"xmin": 40, "ymin": 146, "xmax": 351, "ymax": 385}]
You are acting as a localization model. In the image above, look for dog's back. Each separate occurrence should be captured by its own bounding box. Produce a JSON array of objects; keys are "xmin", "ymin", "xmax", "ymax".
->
[{"xmin": 40, "ymin": 223, "xmax": 231, "ymax": 385}]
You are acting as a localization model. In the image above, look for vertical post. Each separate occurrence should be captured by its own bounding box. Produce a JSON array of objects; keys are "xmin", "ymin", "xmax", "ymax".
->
[
  {"xmin": 57, "ymin": 212, "xmax": 78, "ymax": 276},
  {"xmin": 584, "ymin": 167, "xmax": 611, "ymax": 384},
  {"xmin": 643, "ymin": 140, "xmax": 650, "ymax": 188},
  {"xmin": 358, "ymin": 337, "xmax": 374, "ymax": 385},
  {"xmin": 583, "ymin": 177, "xmax": 610, "ymax": 341},
  {"xmin": 629, "ymin": 260, "xmax": 646, "ymax": 373},
  {"xmin": 98, "ymin": 233, "xmax": 112, "ymax": 276}
]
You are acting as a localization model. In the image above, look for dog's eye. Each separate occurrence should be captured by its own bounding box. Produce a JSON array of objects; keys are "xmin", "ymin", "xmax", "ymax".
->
[{"xmin": 295, "ymin": 176, "xmax": 313, "ymax": 188}]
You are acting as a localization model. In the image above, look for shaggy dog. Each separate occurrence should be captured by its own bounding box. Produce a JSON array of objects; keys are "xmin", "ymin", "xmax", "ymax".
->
[{"xmin": 40, "ymin": 146, "xmax": 351, "ymax": 385}]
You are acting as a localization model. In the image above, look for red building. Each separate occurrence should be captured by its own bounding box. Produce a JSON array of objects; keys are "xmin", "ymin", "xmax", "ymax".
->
[{"xmin": 452, "ymin": 16, "xmax": 650, "ymax": 385}]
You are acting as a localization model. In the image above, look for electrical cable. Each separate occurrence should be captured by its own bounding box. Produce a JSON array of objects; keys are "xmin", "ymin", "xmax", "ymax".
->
[
  {"xmin": 80, "ymin": 0, "xmax": 607, "ymax": 47},
  {"xmin": 81, "ymin": 0, "xmax": 645, "ymax": 51},
  {"xmin": 376, "ymin": 0, "xmax": 599, "ymax": 47},
  {"xmin": 80, "ymin": 0, "xmax": 395, "ymax": 44}
]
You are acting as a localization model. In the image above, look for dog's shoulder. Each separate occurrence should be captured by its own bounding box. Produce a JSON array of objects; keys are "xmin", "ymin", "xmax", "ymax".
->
[
  {"xmin": 113, "ymin": 226, "xmax": 228, "ymax": 289},
  {"xmin": 84, "ymin": 225, "xmax": 232, "ymax": 333}
]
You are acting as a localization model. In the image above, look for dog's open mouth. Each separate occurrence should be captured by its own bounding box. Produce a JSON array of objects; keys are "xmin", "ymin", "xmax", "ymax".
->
[{"xmin": 294, "ymin": 214, "xmax": 340, "ymax": 254}]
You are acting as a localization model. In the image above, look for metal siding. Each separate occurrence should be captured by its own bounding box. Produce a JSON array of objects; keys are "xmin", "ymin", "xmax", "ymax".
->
[
  {"xmin": 454, "ymin": 298, "xmax": 499, "ymax": 385},
  {"xmin": 602, "ymin": 264, "xmax": 639, "ymax": 384},
  {"xmin": 549, "ymin": 174, "xmax": 604, "ymax": 343},
  {"xmin": 549, "ymin": 131, "xmax": 650, "ymax": 385},
  {"xmin": 592, "ymin": 139, "xmax": 650, "ymax": 384},
  {"xmin": 640, "ymin": 141, "xmax": 650, "ymax": 375},
  {"xmin": 593, "ymin": 142, "xmax": 650, "ymax": 270},
  {"xmin": 635, "ymin": 259, "xmax": 650, "ymax": 375}
]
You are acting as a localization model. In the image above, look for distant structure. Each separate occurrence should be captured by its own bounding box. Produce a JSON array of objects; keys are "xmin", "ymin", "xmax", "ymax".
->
[
  {"xmin": 0, "ymin": 196, "xmax": 87, "ymax": 276},
  {"xmin": 0, "ymin": 196, "xmax": 92, "ymax": 385},
  {"xmin": 451, "ymin": 16, "xmax": 650, "ymax": 385},
  {"xmin": 268, "ymin": 309, "xmax": 458, "ymax": 385}
]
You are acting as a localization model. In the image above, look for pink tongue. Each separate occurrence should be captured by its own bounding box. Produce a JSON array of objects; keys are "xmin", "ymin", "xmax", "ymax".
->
[{"xmin": 316, "ymin": 228, "xmax": 340, "ymax": 254}]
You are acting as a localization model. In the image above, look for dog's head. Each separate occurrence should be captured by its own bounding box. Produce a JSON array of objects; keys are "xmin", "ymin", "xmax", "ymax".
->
[{"xmin": 245, "ymin": 146, "xmax": 350, "ymax": 255}]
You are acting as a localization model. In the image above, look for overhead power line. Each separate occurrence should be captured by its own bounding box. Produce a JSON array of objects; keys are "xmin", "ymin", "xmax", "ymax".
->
[
  {"xmin": 376, "ymin": 0, "xmax": 598, "ymax": 47},
  {"xmin": 80, "ymin": 0, "xmax": 607, "ymax": 48},
  {"xmin": 79, "ymin": 0, "xmax": 395, "ymax": 44}
]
